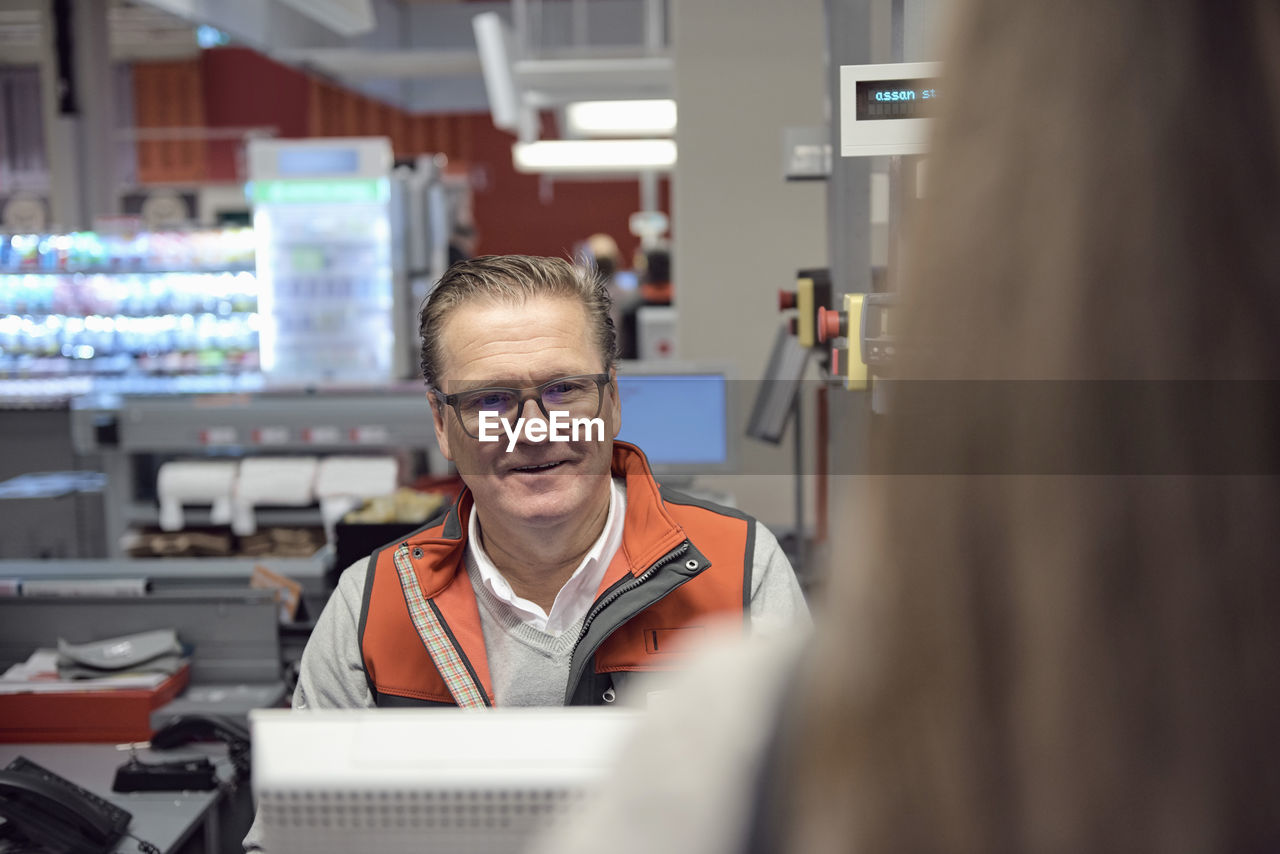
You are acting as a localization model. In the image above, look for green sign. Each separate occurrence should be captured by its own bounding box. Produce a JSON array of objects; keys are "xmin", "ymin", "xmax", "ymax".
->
[{"xmin": 250, "ymin": 179, "xmax": 387, "ymax": 205}]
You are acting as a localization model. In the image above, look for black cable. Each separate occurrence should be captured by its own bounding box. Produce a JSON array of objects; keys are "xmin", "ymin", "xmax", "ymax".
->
[
  {"xmin": 128, "ymin": 831, "xmax": 161, "ymax": 854},
  {"xmin": 227, "ymin": 738, "xmax": 252, "ymax": 784}
]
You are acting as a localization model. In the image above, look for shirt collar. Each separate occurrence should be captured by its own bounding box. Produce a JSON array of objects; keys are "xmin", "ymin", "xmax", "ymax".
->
[{"xmin": 468, "ymin": 478, "xmax": 626, "ymax": 635}]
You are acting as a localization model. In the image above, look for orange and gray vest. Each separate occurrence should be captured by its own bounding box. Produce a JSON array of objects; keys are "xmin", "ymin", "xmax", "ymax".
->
[{"xmin": 357, "ymin": 442, "xmax": 756, "ymax": 706}]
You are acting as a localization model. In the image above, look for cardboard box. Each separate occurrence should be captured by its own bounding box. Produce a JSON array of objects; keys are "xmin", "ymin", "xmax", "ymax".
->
[{"xmin": 0, "ymin": 664, "xmax": 190, "ymax": 743}]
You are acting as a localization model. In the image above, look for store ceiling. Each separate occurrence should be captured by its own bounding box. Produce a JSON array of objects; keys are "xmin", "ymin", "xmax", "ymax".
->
[
  {"xmin": 0, "ymin": 1, "xmax": 200, "ymax": 64},
  {"xmin": 0, "ymin": 0, "xmax": 670, "ymax": 121}
]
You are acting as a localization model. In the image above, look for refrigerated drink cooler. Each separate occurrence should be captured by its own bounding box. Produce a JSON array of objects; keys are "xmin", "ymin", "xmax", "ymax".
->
[{"xmin": 248, "ymin": 138, "xmax": 406, "ymax": 384}]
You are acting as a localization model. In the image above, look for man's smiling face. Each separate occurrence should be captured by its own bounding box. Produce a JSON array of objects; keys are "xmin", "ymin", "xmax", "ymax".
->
[{"xmin": 430, "ymin": 295, "xmax": 621, "ymax": 530}]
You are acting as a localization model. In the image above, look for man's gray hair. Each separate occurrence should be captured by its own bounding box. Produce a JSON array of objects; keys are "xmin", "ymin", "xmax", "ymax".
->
[{"xmin": 418, "ymin": 255, "xmax": 618, "ymax": 390}]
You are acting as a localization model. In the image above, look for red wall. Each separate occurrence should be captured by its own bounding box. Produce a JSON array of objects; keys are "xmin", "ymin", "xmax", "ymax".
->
[
  {"xmin": 133, "ymin": 47, "xmax": 670, "ymax": 264},
  {"xmin": 200, "ymin": 48, "xmax": 309, "ymax": 182}
]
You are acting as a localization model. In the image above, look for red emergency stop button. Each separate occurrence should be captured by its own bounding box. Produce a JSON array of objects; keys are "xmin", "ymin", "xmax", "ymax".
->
[{"xmin": 817, "ymin": 306, "xmax": 845, "ymax": 343}]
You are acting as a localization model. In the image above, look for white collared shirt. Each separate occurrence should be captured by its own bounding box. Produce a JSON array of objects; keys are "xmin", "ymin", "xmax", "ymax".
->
[{"xmin": 468, "ymin": 478, "xmax": 626, "ymax": 636}]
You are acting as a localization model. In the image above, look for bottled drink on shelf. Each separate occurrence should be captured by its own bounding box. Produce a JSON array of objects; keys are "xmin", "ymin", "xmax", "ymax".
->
[{"xmin": 0, "ymin": 227, "xmax": 260, "ymax": 380}]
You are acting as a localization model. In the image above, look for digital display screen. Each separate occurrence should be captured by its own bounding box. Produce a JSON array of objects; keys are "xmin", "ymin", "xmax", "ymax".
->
[
  {"xmin": 276, "ymin": 148, "xmax": 360, "ymax": 176},
  {"xmin": 616, "ymin": 374, "xmax": 727, "ymax": 466},
  {"xmin": 855, "ymin": 78, "xmax": 938, "ymax": 121},
  {"xmin": 867, "ymin": 304, "xmax": 891, "ymax": 337}
]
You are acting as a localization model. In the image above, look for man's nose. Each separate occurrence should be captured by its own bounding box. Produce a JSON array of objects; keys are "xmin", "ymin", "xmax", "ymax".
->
[{"xmin": 517, "ymin": 396, "xmax": 549, "ymax": 442}]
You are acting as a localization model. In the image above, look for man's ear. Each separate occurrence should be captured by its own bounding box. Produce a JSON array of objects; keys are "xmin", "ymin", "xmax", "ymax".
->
[
  {"xmin": 428, "ymin": 393, "xmax": 455, "ymax": 461},
  {"xmin": 607, "ymin": 369, "xmax": 621, "ymax": 440}
]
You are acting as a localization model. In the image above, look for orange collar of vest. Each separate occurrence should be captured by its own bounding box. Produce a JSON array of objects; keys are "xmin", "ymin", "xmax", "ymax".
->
[{"xmin": 402, "ymin": 442, "xmax": 688, "ymax": 599}]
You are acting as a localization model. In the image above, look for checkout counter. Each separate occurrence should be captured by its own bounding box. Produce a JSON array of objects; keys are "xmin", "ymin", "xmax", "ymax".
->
[
  {"xmin": 0, "ymin": 588, "xmax": 279, "ymax": 854},
  {"xmin": 0, "ymin": 383, "xmax": 454, "ymax": 718},
  {"xmin": 0, "ymin": 382, "xmax": 456, "ymax": 853}
]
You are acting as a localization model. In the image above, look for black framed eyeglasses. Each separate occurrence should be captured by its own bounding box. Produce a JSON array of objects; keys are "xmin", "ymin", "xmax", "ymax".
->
[{"xmin": 433, "ymin": 373, "xmax": 611, "ymax": 439}]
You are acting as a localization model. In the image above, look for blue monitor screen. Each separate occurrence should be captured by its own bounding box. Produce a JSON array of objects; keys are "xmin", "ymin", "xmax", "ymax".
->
[
  {"xmin": 277, "ymin": 148, "xmax": 360, "ymax": 176},
  {"xmin": 615, "ymin": 373, "xmax": 728, "ymax": 466}
]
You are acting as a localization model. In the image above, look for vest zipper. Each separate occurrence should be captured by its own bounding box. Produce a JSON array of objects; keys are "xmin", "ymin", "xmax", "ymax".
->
[
  {"xmin": 577, "ymin": 541, "xmax": 689, "ymax": 643},
  {"xmin": 566, "ymin": 541, "xmax": 691, "ymax": 701}
]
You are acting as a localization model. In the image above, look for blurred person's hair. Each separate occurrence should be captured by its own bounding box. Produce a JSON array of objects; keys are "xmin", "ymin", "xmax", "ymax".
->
[
  {"xmin": 418, "ymin": 255, "xmax": 618, "ymax": 390},
  {"xmin": 585, "ymin": 233, "xmax": 621, "ymax": 283},
  {"xmin": 779, "ymin": 2, "xmax": 1280, "ymax": 852}
]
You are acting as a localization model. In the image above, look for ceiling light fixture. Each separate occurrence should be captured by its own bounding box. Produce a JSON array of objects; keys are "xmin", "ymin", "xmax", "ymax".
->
[
  {"xmin": 565, "ymin": 100, "xmax": 677, "ymax": 137},
  {"xmin": 512, "ymin": 139, "xmax": 677, "ymax": 174}
]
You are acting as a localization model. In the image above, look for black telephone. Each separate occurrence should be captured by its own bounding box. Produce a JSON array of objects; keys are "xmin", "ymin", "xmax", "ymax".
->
[{"xmin": 0, "ymin": 755, "xmax": 132, "ymax": 854}]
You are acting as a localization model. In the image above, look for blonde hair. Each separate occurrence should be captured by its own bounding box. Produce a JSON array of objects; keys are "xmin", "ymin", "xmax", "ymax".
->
[{"xmin": 782, "ymin": 1, "xmax": 1280, "ymax": 851}]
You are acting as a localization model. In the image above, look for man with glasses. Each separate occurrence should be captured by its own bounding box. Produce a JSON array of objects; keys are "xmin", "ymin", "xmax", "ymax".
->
[{"xmin": 290, "ymin": 255, "xmax": 808, "ymax": 711}]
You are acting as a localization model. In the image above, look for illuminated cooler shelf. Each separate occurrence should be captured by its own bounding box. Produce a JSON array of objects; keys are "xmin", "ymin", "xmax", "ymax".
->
[
  {"xmin": 0, "ymin": 229, "xmax": 256, "ymax": 273},
  {"xmin": 0, "ymin": 229, "xmax": 260, "ymax": 380},
  {"xmin": 1, "ymin": 265, "xmax": 256, "ymax": 276},
  {"xmin": 248, "ymin": 138, "xmax": 401, "ymax": 384}
]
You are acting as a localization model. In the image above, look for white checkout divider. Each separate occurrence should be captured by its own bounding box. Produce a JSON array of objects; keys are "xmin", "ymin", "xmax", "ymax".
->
[{"xmin": 155, "ymin": 455, "xmax": 398, "ymax": 538}]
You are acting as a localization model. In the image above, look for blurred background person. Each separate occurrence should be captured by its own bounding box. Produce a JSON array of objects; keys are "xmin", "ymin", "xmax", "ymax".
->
[
  {"xmin": 637, "ymin": 245, "xmax": 671, "ymax": 307},
  {"xmin": 578, "ymin": 232, "xmax": 641, "ymax": 358},
  {"xmin": 535, "ymin": 1, "xmax": 1280, "ymax": 852},
  {"xmin": 620, "ymin": 243, "xmax": 673, "ymax": 360},
  {"xmin": 583, "ymin": 232, "xmax": 622, "ymax": 287}
]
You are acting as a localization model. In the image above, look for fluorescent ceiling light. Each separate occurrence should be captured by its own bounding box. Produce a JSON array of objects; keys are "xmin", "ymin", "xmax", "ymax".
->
[
  {"xmin": 566, "ymin": 100, "xmax": 677, "ymax": 136},
  {"xmin": 512, "ymin": 139, "xmax": 676, "ymax": 174}
]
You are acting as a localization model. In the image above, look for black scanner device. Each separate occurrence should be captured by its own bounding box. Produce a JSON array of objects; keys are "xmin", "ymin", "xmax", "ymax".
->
[
  {"xmin": 110, "ymin": 713, "xmax": 253, "ymax": 792},
  {"xmin": 112, "ymin": 755, "xmax": 218, "ymax": 793}
]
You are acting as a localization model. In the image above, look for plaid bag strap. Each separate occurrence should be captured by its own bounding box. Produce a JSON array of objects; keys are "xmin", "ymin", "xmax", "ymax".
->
[{"xmin": 391, "ymin": 544, "xmax": 488, "ymax": 709}]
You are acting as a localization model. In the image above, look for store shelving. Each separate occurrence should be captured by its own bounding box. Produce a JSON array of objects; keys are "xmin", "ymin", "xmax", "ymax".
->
[{"xmin": 0, "ymin": 228, "xmax": 261, "ymax": 381}]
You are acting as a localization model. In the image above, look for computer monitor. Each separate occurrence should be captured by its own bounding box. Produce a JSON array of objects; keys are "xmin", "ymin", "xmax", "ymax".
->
[
  {"xmin": 614, "ymin": 361, "xmax": 735, "ymax": 483},
  {"xmin": 250, "ymin": 707, "xmax": 639, "ymax": 854},
  {"xmin": 613, "ymin": 270, "xmax": 639, "ymax": 292}
]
